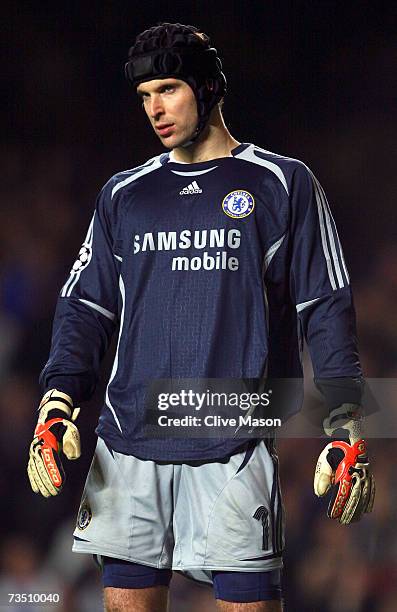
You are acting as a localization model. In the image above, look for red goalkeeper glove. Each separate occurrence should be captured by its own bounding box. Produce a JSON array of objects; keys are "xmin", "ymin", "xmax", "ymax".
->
[
  {"xmin": 28, "ymin": 389, "xmax": 81, "ymax": 497},
  {"xmin": 314, "ymin": 404, "xmax": 375, "ymax": 524}
]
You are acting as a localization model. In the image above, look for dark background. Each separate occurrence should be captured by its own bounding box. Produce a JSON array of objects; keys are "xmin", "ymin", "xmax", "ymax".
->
[{"xmin": 1, "ymin": 2, "xmax": 396, "ymax": 610}]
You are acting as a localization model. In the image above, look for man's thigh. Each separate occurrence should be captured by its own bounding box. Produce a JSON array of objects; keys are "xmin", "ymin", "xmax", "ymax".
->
[
  {"xmin": 101, "ymin": 559, "xmax": 283, "ymax": 610},
  {"xmin": 102, "ymin": 558, "xmax": 172, "ymax": 612},
  {"xmin": 104, "ymin": 589, "xmax": 281, "ymax": 612},
  {"xmin": 104, "ymin": 589, "xmax": 282, "ymax": 612},
  {"xmin": 104, "ymin": 586, "xmax": 169, "ymax": 612}
]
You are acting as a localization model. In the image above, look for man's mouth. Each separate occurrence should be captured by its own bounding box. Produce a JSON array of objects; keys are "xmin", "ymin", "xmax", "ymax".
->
[{"xmin": 156, "ymin": 124, "xmax": 174, "ymax": 137}]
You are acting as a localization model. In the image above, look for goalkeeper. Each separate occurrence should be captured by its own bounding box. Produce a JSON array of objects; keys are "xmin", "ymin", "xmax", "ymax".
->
[{"xmin": 28, "ymin": 21, "xmax": 375, "ymax": 612}]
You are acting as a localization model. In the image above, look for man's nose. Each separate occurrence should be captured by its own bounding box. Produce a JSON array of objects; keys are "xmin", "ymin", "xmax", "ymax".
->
[{"xmin": 149, "ymin": 95, "xmax": 164, "ymax": 119}]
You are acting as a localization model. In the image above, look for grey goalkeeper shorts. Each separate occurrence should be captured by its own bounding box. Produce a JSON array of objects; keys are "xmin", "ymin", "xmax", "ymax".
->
[{"xmin": 72, "ymin": 437, "xmax": 284, "ymax": 584}]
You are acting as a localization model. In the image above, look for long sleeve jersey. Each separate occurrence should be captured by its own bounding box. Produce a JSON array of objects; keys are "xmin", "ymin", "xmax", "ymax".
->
[{"xmin": 40, "ymin": 143, "xmax": 362, "ymax": 460}]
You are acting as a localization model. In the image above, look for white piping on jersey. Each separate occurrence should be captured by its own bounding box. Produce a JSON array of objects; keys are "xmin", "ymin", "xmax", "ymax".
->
[
  {"xmin": 105, "ymin": 276, "xmax": 125, "ymax": 433},
  {"xmin": 315, "ymin": 177, "xmax": 350, "ymax": 285},
  {"xmin": 296, "ymin": 297, "xmax": 321, "ymax": 313},
  {"xmin": 78, "ymin": 299, "xmax": 116, "ymax": 321},
  {"xmin": 61, "ymin": 212, "xmax": 95, "ymax": 298},
  {"xmin": 332, "ymin": 220, "xmax": 350, "ymax": 284},
  {"xmin": 114, "ymin": 254, "xmax": 123, "ymax": 262},
  {"xmin": 313, "ymin": 174, "xmax": 344, "ymax": 289},
  {"xmin": 111, "ymin": 156, "xmax": 163, "ymax": 199},
  {"xmin": 234, "ymin": 145, "xmax": 289, "ymax": 195},
  {"xmin": 310, "ymin": 170, "xmax": 349, "ymax": 290},
  {"xmin": 311, "ymin": 178, "xmax": 337, "ymax": 290},
  {"xmin": 263, "ymin": 234, "xmax": 285, "ymax": 274},
  {"xmin": 171, "ymin": 167, "xmax": 218, "ymax": 176}
]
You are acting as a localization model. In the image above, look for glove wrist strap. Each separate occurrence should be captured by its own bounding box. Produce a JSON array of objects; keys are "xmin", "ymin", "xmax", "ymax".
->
[
  {"xmin": 323, "ymin": 403, "xmax": 363, "ymax": 443},
  {"xmin": 38, "ymin": 389, "xmax": 74, "ymax": 423}
]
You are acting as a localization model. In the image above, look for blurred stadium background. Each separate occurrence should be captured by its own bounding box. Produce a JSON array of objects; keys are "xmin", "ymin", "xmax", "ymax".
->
[{"xmin": 1, "ymin": 2, "xmax": 396, "ymax": 610}]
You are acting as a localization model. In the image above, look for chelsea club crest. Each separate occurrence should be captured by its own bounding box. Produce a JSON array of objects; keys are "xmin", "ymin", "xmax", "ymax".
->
[
  {"xmin": 222, "ymin": 190, "xmax": 255, "ymax": 219},
  {"xmin": 77, "ymin": 503, "xmax": 92, "ymax": 530}
]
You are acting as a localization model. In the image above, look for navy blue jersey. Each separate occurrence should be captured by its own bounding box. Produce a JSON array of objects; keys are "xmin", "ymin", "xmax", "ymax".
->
[{"xmin": 40, "ymin": 143, "xmax": 362, "ymax": 460}]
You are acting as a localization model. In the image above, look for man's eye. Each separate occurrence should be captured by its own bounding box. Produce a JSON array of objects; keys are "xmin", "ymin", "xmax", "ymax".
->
[{"xmin": 163, "ymin": 85, "xmax": 174, "ymax": 93}]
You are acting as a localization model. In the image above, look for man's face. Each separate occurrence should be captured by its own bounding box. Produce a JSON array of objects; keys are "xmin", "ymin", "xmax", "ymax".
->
[{"xmin": 137, "ymin": 78, "xmax": 198, "ymax": 148}]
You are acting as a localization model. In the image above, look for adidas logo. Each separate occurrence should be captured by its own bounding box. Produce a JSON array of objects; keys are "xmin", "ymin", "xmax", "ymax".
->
[{"xmin": 179, "ymin": 181, "xmax": 203, "ymax": 195}]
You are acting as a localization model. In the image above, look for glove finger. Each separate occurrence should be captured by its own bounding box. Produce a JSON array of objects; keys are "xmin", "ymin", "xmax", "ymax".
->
[
  {"xmin": 29, "ymin": 452, "xmax": 52, "ymax": 497},
  {"xmin": 364, "ymin": 473, "xmax": 376, "ymax": 513},
  {"xmin": 62, "ymin": 421, "xmax": 81, "ymax": 460},
  {"xmin": 33, "ymin": 444, "xmax": 61, "ymax": 496},
  {"xmin": 36, "ymin": 459, "xmax": 59, "ymax": 496},
  {"xmin": 32, "ymin": 449, "xmax": 56, "ymax": 497},
  {"xmin": 350, "ymin": 470, "xmax": 374, "ymax": 519},
  {"xmin": 349, "ymin": 493, "xmax": 367, "ymax": 523},
  {"xmin": 327, "ymin": 484, "xmax": 339, "ymax": 519},
  {"xmin": 27, "ymin": 457, "xmax": 40, "ymax": 494},
  {"xmin": 314, "ymin": 445, "xmax": 334, "ymax": 497},
  {"xmin": 358, "ymin": 473, "xmax": 371, "ymax": 514},
  {"xmin": 315, "ymin": 472, "xmax": 333, "ymax": 497},
  {"xmin": 340, "ymin": 476, "xmax": 364, "ymax": 524},
  {"xmin": 341, "ymin": 468, "xmax": 375, "ymax": 524},
  {"xmin": 28, "ymin": 442, "xmax": 50, "ymax": 497}
]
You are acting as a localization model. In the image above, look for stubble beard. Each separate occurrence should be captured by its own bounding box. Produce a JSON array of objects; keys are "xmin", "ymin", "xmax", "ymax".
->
[{"xmin": 158, "ymin": 122, "xmax": 199, "ymax": 150}]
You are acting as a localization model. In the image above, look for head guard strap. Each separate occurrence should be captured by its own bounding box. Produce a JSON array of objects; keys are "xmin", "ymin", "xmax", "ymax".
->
[{"xmin": 125, "ymin": 47, "xmax": 222, "ymax": 86}]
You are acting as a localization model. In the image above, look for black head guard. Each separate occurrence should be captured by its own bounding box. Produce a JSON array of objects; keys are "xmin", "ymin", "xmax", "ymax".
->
[{"xmin": 125, "ymin": 23, "xmax": 227, "ymax": 142}]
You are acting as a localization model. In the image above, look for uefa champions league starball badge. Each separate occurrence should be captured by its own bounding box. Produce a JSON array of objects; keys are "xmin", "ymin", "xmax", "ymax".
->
[
  {"xmin": 72, "ymin": 244, "xmax": 92, "ymax": 273},
  {"xmin": 222, "ymin": 190, "xmax": 255, "ymax": 219}
]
